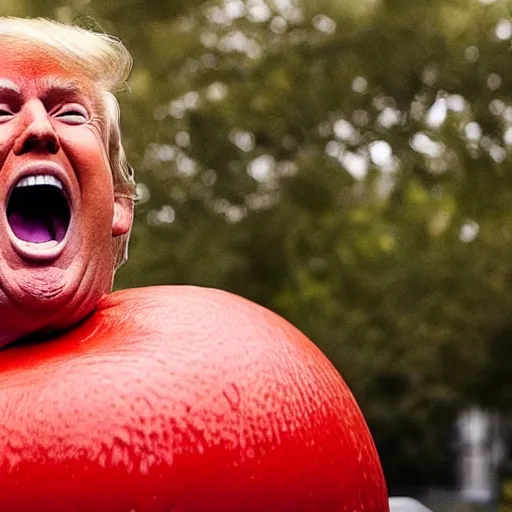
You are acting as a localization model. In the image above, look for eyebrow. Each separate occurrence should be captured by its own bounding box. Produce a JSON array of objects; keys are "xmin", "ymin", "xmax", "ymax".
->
[
  {"xmin": 38, "ymin": 75, "xmax": 91, "ymax": 99},
  {"xmin": 0, "ymin": 79, "xmax": 21, "ymax": 95},
  {"xmin": 0, "ymin": 76, "xmax": 92, "ymax": 100},
  {"xmin": 0, "ymin": 75, "xmax": 100, "ymax": 113}
]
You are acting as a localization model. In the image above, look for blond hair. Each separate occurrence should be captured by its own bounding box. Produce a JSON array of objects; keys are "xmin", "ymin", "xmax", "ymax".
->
[{"xmin": 0, "ymin": 17, "xmax": 136, "ymax": 269}]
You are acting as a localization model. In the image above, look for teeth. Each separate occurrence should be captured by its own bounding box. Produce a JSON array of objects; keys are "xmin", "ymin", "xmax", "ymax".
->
[{"xmin": 16, "ymin": 175, "xmax": 63, "ymax": 190}]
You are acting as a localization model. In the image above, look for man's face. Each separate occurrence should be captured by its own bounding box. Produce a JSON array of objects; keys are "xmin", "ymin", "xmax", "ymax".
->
[{"xmin": 0, "ymin": 42, "xmax": 132, "ymax": 346}]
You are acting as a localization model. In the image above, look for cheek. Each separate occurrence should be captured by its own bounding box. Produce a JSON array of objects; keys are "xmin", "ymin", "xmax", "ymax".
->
[
  {"xmin": 0, "ymin": 125, "xmax": 16, "ymax": 166},
  {"xmin": 63, "ymin": 128, "xmax": 114, "ymax": 194},
  {"xmin": 61, "ymin": 130, "xmax": 115, "ymax": 231}
]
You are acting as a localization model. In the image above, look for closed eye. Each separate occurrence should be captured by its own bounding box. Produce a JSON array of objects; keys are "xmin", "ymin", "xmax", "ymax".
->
[
  {"xmin": 0, "ymin": 107, "xmax": 13, "ymax": 121},
  {"xmin": 53, "ymin": 104, "xmax": 89, "ymax": 125}
]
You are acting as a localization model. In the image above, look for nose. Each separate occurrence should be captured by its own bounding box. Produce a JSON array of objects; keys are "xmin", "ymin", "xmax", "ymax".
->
[{"xmin": 13, "ymin": 100, "xmax": 60, "ymax": 156}]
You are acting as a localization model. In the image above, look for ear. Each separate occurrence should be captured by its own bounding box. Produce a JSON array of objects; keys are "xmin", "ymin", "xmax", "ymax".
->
[{"xmin": 112, "ymin": 196, "xmax": 133, "ymax": 237}]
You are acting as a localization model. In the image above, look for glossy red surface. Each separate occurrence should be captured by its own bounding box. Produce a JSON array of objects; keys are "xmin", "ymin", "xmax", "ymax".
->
[{"xmin": 0, "ymin": 286, "xmax": 388, "ymax": 511}]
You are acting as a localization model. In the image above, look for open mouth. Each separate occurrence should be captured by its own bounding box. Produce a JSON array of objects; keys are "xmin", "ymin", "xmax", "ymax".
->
[{"xmin": 7, "ymin": 175, "xmax": 70, "ymax": 245}]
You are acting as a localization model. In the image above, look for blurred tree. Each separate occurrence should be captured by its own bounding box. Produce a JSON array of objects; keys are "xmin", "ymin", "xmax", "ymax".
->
[{"xmin": 5, "ymin": 0, "xmax": 512, "ymax": 490}]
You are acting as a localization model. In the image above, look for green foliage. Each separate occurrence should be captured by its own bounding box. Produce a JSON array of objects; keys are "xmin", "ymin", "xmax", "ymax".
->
[{"xmin": 7, "ymin": 0, "xmax": 512, "ymax": 488}]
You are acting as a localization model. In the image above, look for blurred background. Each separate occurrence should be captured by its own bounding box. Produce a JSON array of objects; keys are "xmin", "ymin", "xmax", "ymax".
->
[{"xmin": 4, "ymin": 0, "xmax": 512, "ymax": 508}]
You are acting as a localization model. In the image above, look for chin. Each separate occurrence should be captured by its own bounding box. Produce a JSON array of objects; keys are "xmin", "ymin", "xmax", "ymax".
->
[
  {"xmin": 18, "ymin": 265, "xmax": 109, "ymax": 309},
  {"xmin": 0, "ymin": 268, "xmax": 111, "ymax": 347}
]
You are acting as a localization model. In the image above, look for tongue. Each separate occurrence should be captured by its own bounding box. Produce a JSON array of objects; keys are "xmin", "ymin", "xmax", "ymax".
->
[{"xmin": 8, "ymin": 212, "xmax": 66, "ymax": 244}]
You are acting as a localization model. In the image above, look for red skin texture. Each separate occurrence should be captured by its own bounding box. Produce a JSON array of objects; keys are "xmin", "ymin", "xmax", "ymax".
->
[{"xmin": 0, "ymin": 286, "xmax": 388, "ymax": 511}]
